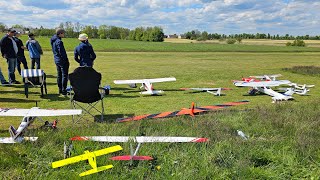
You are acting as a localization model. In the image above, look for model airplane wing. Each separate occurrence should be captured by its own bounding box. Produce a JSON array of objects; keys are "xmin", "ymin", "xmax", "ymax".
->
[
  {"xmin": 70, "ymin": 136, "xmax": 208, "ymax": 143},
  {"xmin": 234, "ymin": 80, "xmax": 291, "ymax": 87},
  {"xmin": 250, "ymin": 74, "xmax": 282, "ymax": 79},
  {"xmin": 114, "ymin": 77, "xmax": 176, "ymax": 84},
  {"xmin": 116, "ymin": 100, "xmax": 249, "ymax": 123},
  {"xmin": 0, "ymin": 107, "xmax": 81, "ymax": 117},
  {"xmin": 0, "ymin": 137, "xmax": 38, "ymax": 143}
]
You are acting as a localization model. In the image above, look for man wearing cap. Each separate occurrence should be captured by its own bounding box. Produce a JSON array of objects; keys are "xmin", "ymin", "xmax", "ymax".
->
[
  {"xmin": 74, "ymin": 33, "xmax": 96, "ymax": 67},
  {"xmin": 13, "ymin": 32, "xmax": 28, "ymax": 74},
  {"xmin": 50, "ymin": 28, "xmax": 69, "ymax": 95},
  {"xmin": 26, "ymin": 33, "xmax": 43, "ymax": 69},
  {"xmin": 0, "ymin": 29, "xmax": 20, "ymax": 84}
]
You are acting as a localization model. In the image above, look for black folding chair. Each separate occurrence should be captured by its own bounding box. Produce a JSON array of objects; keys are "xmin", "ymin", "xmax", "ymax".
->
[
  {"xmin": 69, "ymin": 66, "xmax": 108, "ymax": 123},
  {"xmin": 21, "ymin": 69, "xmax": 47, "ymax": 98}
]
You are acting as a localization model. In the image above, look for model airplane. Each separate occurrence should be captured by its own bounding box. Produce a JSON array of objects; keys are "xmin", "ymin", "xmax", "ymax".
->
[
  {"xmin": 233, "ymin": 81, "xmax": 294, "ymax": 102},
  {"xmin": 116, "ymin": 100, "xmax": 249, "ymax": 123},
  {"xmin": 180, "ymin": 88, "xmax": 232, "ymax": 96},
  {"xmin": 0, "ymin": 107, "xmax": 82, "ymax": 143},
  {"xmin": 70, "ymin": 136, "xmax": 208, "ymax": 162},
  {"xmin": 249, "ymin": 74, "xmax": 282, "ymax": 81},
  {"xmin": 114, "ymin": 77, "xmax": 176, "ymax": 95},
  {"xmin": 52, "ymin": 145, "xmax": 123, "ymax": 177}
]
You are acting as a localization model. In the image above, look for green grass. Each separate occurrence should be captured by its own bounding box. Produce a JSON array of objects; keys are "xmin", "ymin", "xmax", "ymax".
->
[
  {"xmin": 18, "ymin": 35, "xmax": 320, "ymax": 52},
  {"xmin": 0, "ymin": 39, "xmax": 320, "ymax": 179}
]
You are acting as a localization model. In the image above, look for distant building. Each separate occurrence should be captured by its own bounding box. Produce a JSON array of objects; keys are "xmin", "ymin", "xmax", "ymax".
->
[
  {"xmin": 167, "ymin": 34, "xmax": 178, "ymax": 38},
  {"xmin": 178, "ymin": 34, "xmax": 186, "ymax": 39}
]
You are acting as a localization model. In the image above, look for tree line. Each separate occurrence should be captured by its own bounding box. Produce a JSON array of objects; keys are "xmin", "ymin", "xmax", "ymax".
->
[
  {"xmin": 0, "ymin": 22, "xmax": 164, "ymax": 42},
  {"xmin": 184, "ymin": 30, "xmax": 320, "ymax": 41}
]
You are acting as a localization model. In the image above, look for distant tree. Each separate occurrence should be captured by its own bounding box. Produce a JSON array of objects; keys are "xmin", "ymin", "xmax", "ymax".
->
[{"xmin": 0, "ymin": 22, "xmax": 6, "ymax": 32}]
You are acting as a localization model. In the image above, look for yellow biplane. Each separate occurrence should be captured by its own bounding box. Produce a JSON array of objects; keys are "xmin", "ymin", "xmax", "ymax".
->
[{"xmin": 52, "ymin": 145, "xmax": 123, "ymax": 177}]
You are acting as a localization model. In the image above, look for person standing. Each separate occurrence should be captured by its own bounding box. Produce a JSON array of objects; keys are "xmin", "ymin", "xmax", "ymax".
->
[
  {"xmin": 0, "ymin": 29, "xmax": 20, "ymax": 84},
  {"xmin": 26, "ymin": 33, "xmax": 43, "ymax": 69},
  {"xmin": 74, "ymin": 33, "xmax": 96, "ymax": 67},
  {"xmin": 50, "ymin": 28, "xmax": 69, "ymax": 95},
  {"xmin": 13, "ymin": 32, "xmax": 28, "ymax": 74}
]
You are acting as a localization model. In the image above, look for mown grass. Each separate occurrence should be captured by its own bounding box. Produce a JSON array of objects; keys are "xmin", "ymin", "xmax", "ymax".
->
[
  {"xmin": 283, "ymin": 65, "xmax": 320, "ymax": 76},
  {"xmin": 0, "ymin": 40, "xmax": 320, "ymax": 179}
]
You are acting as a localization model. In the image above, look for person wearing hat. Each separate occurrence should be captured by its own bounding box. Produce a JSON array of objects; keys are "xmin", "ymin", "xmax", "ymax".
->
[
  {"xmin": 26, "ymin": 33, "xmax": 43, "ymax": 69},
  {"xmin": 13, "ymin": 32, "xmax": 28, "ymax": 74},
  {"xmin": 74, "ymin": 33, "xmax": 96, "ymax": 67},
  {"xmin": 0, "ymin": 29, "xmax": 20, "ymax": 84},
  {"xmin": 50, "ymin": 28, "xmax": 69, "ymax": 95}
]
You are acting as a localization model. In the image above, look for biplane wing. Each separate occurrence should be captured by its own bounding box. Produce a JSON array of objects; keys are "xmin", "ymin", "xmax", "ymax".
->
[
  {"xmin": 0, "ymin": 107, "xmax": 82, "ymax": 117},
  {"xmin": 114, "ymin": 77, "xmax": 176, "ymax": 84},
  {"xmin": 116, "ymin": 100, "xmax": 249, "ymax": 123},
  {"xmin": 52, "ymin": 145, "xmax": 122, "ymax": 177},
  {"xmin": 249, "ymin": 74, "xmax": 282, "ymax": 80},
  {"xmin": 70, "ymin": 136, "xmax": 208, "ymax": 143}
]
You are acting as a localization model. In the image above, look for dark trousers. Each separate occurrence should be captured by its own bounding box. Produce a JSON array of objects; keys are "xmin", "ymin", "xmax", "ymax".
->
[
  {"xmin": 31, "ymin": 58, "xmax": 40, "ymax": 69},
  {"xmin": 6, "ymin": 58, "xmax": 17, "ymax": 83},
  {"xmin": 56, "ymin": 63, "xmax": 69, "ymax": 93},
  {"xmin": 17, "ymin": 56, "xmax": 28, "ymax": 75}
]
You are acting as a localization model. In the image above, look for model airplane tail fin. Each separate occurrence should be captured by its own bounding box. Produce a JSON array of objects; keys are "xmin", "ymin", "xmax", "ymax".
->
[{"xmin": 9, "ymin": 125, "xmax": 17, "ymax": 138}]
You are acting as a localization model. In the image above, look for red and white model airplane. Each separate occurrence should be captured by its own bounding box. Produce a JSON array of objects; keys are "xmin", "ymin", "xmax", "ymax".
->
[
  {"xmin": 0, "ymin": 107, "xmax": 82, "ymax": 143},
  {"xmin": 70, "ymin": 136, "xmax": 208, "ymax": 161},
  {"xmin": 114, "ymin": 77, "xmax": 176, "ymax": 95}
]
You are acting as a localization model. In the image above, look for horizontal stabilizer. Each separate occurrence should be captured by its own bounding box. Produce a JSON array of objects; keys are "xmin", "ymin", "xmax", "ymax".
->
[
  {"xmin": 79, "ymin": 165, "xmax": 113, "ymax": 177},
  {"xmin": 110, "ymin": 155, "xmax": 153, "ymax": 161}
]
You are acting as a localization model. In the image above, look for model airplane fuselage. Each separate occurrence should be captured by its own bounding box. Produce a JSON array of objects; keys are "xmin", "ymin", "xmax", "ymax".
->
[
  {"xmin": 0, "ymin": 107, "xmax": 82, "ymax": 143},
  {"xmin": 114, "ymin": 77, "xmax": 176, "ymax": 95}
]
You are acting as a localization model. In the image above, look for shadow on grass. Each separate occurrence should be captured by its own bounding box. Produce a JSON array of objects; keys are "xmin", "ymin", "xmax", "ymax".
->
[
  {"xmin": 0, "ymin": 97, "xmax": 38, "ymax": 103},
  {"xmin": 107, "ymin": 94, "xmax": 140, "ymax": 98},
  {"xmin": 94, "ymin": 113, "xmax": 134, "ymax": 123},
  {"xmin": 41, "ymin": 94, "xmax": 70, "ymax": 101},
  {"xmin": 46, "ymin": 74, "xmax": 57, "ymax": 78}
]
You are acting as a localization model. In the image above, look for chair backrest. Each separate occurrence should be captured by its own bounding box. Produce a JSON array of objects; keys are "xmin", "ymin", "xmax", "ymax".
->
[
  {"xmin": 21, "ymin": 69, "xmax": 45, "ymax": 85},
  {"xmin": 69, "ymin": 66, "xmax": 102, "ymax": 103}
]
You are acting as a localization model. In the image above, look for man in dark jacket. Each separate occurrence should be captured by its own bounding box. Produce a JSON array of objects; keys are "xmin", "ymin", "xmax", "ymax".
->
[
  {"xmin": 50, "ymin": 28, "xmax": 69, "ymax": 95},
  {"xmin": 0, "ymin": 29, "xmax": 20, "ymax": 84},
  {"xmin": 13, "ymin": 32, "xmax": 28, "ymax": 74},
  {"xmin": 74, "ymin": 33, "xmax": 96, "ymax": 67}
]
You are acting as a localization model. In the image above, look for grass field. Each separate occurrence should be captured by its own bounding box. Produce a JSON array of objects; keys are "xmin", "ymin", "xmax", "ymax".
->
[{"xmin": 0, "ymin": 38, "xmax": 320, "ymax": 179}]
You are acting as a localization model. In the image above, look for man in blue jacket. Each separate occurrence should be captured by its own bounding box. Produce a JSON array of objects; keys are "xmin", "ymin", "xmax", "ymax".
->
[
  {"xmin": 74, "ymin": 33, "xmax": 96, "ymax": 67},
  {"xmin": 50, "ymin": 28, "xmax": 69, "ymax": 95},
  {"xmin": 26, "ymin": 33, "xmax": 43, "ymax": 69},
  {"xmin": 0, "ymin": 29, "xmax": 20, "ymax": 84}
]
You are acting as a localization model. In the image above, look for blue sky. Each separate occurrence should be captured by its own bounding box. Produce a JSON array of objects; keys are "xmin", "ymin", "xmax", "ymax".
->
[{"xmin": 0, "ymin": 0, "xmax": 319, "ymax": 35}]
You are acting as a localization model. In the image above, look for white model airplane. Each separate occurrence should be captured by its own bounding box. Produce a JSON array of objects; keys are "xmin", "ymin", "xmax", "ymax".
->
[
  {"xmin": 0, "ymin": 107, "xmax": 82, "ymax": 143},
  {"xmin": 180, "ymin": 88, "xmax": 223, "ymax": 96},
  {"xmin": 233, "ymin": 81, "xmax": 294, "ymax": 102},
  {"xmin": 249, "ymin": 74, "xmax": 282, "ymax": 81},
  {"xmin": 114, "ymin": 77, "xmax": 176, "ymax": 95},
  {"xmin": 70, "ymin": 136, "xmax": 208, "ymax": 161}
]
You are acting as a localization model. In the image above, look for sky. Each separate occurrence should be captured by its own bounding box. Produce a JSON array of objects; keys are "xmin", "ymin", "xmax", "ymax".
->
[{"xmin": 0, "ymin": 0, "xmax": 319, "ymax": 36}]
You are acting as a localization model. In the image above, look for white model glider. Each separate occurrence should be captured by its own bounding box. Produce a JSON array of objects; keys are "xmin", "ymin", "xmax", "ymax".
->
[
  {"xmin": 0, "ymin": 107, "xmax": 82, "ymax": 143},
  {"xmin": 114, "ymin": 77, "xmax": 176, "ymax": 95},
  {"xmin": 71, "ymin": 136, "xmax": 208, "ymax": 161},
  {"xmin": 249, "ymin": 74, "xmax": 282, "ymax": 81},
  {"xmin": 180, "ymin": 88, "xmax": 223, "ymax": 96},
  {"xmin": 233, "ymin": 81, "xmax": 294, "ymax": 102}
]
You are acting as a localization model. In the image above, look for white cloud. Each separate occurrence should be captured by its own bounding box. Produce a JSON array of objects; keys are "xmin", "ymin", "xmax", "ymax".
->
[{"xmin": 0, "ymin": 0, "xmax": 319, "ymax": 35}]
